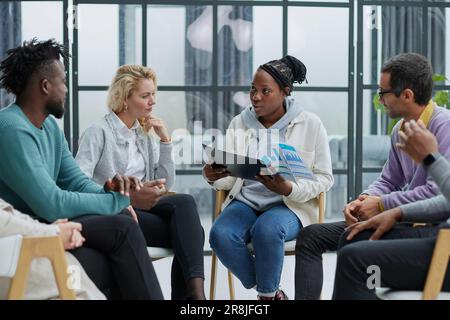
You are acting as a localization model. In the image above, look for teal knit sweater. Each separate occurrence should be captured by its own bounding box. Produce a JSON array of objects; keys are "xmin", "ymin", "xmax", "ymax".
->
[{"xmin": 0, "ymin": 104, "xmax": 129, "ymax": 222}]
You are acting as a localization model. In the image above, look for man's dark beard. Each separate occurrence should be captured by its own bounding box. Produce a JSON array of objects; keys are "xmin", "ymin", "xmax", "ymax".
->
[{"xmin": 45, "ymin": 99, "xmax": 65, "ymax": 119}]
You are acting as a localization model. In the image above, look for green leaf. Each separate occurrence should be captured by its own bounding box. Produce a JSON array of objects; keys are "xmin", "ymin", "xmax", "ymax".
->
[
  {"xmin": 433, "ymin": 91, "xmax": 448, "ymax": 108},
  {"xmin": 387, "ymin": 118, "xmax": 401, "ymax": 135},
  {"xmin": 432, "ymin": 74, "xmax": 448, "ymax": 82},
  {"xmin": 373, "ymin": 93, "xmax": 384, "ymax": 112}
]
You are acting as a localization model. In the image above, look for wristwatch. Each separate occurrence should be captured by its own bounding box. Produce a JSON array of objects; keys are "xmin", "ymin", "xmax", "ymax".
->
[{"xmin": 423, "ymin": 152, "xmax": 440, "ymax": 167}]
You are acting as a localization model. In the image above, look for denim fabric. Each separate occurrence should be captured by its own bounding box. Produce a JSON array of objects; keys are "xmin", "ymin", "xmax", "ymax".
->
[{"xmin": 210, "ymin": 200, "xmax": 302, "ymax": 293}]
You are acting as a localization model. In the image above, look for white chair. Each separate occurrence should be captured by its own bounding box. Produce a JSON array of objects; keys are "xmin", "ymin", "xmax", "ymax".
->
[
  {"xmin": 376, "ymin": 288, "xmax": 450, "ymax": 300},
  {"xmin": 209, "ymin": 190, "xmax": 326, "ymax": 300},
  {"xmin": 376, "ymin": 227, "xmax": 450, "ymax": 300},
  {"xmin": 0, "ymin": 235, "xmax": 76, "ymax": 300},
  {"xmin": 0, "ymin": 235, "xmax": 23, "ymax": 278},
  {"xmin": 147, "ymin": 247, "xmax": 174, "ymax": 261}
]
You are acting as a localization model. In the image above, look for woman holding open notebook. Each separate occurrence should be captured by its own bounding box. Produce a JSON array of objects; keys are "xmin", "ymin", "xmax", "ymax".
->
[{"xmin": 203, "ymin": 55, "xmax": 334, "ymax": 300}]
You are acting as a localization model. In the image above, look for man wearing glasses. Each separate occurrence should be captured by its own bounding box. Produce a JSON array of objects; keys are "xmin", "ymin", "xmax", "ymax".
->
[{"xmin": 295, "ymin": 52, "xmax": 450, "ymax": 300}]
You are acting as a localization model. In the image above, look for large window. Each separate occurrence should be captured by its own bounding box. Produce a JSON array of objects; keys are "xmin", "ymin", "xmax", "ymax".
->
[
  {"xmin": 2, "ymin": 0, "xmax": 449, "ymax": 248},
  {"xmin": 357, "ymin": 0, "xmax": 449, "ymax": 193},
  {"xmin": 71, "ymin": 1, "xmax": 354, "ymax": 230},
  {"xmin": 0, "ymin": 1, "xmax": 65, "ymax": 130}
]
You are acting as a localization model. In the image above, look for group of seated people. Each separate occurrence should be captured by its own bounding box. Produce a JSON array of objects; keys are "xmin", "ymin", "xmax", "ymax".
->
[{"xmin": 0, "ymin": 39, "xmax": 449, "ymax": 300}]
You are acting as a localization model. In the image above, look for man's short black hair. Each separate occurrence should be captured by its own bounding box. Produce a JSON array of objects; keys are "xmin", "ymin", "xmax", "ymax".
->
[
  {"xmin": 381, "ymin": 53, "xmax": 433, "ymax": 106},
  {"xmin": 0, "ymin": 38, "xmax": 69, "ymax": 96}
]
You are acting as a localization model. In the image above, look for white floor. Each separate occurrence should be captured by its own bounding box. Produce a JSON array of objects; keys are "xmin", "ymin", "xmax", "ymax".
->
[{"xmin": 153, "ymin": 252, "xmax": 337, "ymax": 300}]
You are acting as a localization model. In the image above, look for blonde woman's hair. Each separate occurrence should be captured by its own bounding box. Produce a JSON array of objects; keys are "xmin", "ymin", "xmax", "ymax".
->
[{"xmin": 107, "ymin": 64, "xmax": 157, "ymax": 114}]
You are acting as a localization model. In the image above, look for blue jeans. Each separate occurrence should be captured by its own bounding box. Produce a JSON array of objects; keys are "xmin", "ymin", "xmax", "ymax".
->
[{"xmin": 209, "ymin": 200, "xmax": 302, "ymax": 294}]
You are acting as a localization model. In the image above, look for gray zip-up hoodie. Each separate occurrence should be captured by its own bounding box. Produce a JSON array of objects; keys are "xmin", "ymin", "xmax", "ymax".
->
[{"xmin": 235, "ymin": 98, "xmax": 303, "ymax": 211}]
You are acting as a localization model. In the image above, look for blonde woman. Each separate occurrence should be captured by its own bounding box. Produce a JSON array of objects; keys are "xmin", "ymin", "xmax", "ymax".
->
[{"xmin": 75, "ymin": 65, "xmax": 205, "ymax": 300}]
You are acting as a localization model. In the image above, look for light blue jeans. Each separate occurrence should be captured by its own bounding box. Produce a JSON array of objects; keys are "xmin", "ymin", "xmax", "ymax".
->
[{"xmin": 209, "ymin": 200, "xmax": 302, "ymax": 294}]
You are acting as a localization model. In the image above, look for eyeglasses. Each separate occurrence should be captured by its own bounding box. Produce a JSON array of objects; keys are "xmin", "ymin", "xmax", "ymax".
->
[{"xmin": 377, "ymin": 88, "xmax": 396, "ymax": 99}]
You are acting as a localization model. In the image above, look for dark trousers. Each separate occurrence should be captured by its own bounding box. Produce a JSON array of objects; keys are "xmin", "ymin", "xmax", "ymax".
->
[
  {"xmin": 333, "ymin": 223, "xmax": 450, "ymax": 299},
  {"xmin": 294, "ymin": 220, "xmax": 439, "ymax": 300},
  {"xmin": 70, "ymin": 210, "xmax": 163, "ymax": 300},
  {"xmin": 135, "ymin": 193, "xmax": 205, "ymax": 300}
]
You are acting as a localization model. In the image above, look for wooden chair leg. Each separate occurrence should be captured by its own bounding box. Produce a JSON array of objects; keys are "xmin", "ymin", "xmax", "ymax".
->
[
  {"xmin": 318, "ymin": 192, "xmax": 325, "ymax": 224},
  {"xmin": 51, "ymin": 244, "xmax": 77, "ymax": 299},
  {"xmin": 7, "ymin": 242, "xmax": 33, "ymax": 299},
  {"xmin": 423, "ymin": 229, "xmax": 450, "ymax": 300},
  {"xmin": 8, "ymin": 236, "xmax": 76, "ymax": 300},
  {"xmin": 227, "ymin": 270, "xmax": 235, "ymax": 300},
  {"xmin": 210, "ymin": 252, "xmax": 218, "ymax": 300}
]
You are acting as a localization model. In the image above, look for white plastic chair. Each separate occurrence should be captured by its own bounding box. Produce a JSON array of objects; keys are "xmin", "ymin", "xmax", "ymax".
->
[{"xmin": 147, "ymin": 247, "xmax": 174, "ymax": 261}]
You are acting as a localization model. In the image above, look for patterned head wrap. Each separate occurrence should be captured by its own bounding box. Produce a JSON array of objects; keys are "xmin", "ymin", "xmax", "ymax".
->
[{"xmin": 259, "ymin": 55, "xmax": 307, "ymax": 95}]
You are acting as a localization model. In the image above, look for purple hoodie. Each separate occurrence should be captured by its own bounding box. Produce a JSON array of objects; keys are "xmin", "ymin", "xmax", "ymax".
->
[{"xmin": 364, "ymin": 105, "xmax": 450, "ymax": 210}]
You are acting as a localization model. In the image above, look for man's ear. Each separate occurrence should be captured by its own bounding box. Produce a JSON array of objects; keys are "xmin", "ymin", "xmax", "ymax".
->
[
  {"xmin": 41, "ymin": 78, "xmax": 50, "ymax": 95},
  {"xmin": 283, "ymin": 86, "xmax": 290, "ymax": 96},
  {"xmin": 403, "ymin": 88, "xmax": 415, "ymax": 102}
]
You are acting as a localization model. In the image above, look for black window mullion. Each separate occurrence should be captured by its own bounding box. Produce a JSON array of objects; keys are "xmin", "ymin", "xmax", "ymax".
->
[
  {"xmin": 72, "ymin": 0, "xmax": 80, "ymax": 155},
  {"xmin": 63, "ymin": 0, "xmax": 72, "ymax": 150},
  {"xmin": 347, "ymin": 0, "xmax": 355, "ymax": 201},
  {"xmin": 355, "ymin": 0, "xmax": 364, "ymax": 195},
  {"xmin": 212, "ymin": 3, "xmax": 218, "ymax": 129}
]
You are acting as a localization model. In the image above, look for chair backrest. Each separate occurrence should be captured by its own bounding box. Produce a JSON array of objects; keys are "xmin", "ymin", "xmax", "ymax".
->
[
  {"xmin": 214, "ymin": 189, "xmax": 326, "ymax": 256},
  {"xmin": 318, "ymin": 192, "xmax": 325, "ymax": 224},
  {"xmin": 210, "ymin": 189, "xmax": 327, "ymax": 300},
  {"xmin": 375, "ymin": 228, "xmax": 450, "ymax": 300},
  {"xmin": 214, "ymin": 190, "xmax": 228, "ymax": 219},
  {"xmin": 0, "ymin": 235, "xmax": 23, "ymax": 278},
  {"xmin": 214, "ymin": 190, "xmax": 326, "ymax": 224},
  {"xmin": 422, "ymin": 228, "xmax": 450, "ymax": 299}
]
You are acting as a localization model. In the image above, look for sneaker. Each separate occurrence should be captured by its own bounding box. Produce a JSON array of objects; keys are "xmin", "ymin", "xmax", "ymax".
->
[
  {"xmin": 274, "ymin": 290, "xmax": 289, "ymax": 300},
  {"xmin": 257, "ymin": 294, "xmax": 275, "ymax": 300},
  {"xmin": 257, "ymin": 290, "xmax": 289, "ymax": 300}
]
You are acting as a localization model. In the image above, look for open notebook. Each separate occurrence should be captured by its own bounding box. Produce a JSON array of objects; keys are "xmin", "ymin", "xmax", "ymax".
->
[{"xmin": 203, "ymin": 143, "xmax": 315, "ymax": 183}]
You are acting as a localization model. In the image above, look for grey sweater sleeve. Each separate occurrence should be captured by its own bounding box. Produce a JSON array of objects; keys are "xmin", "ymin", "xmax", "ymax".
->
[
  {"xmin": 154, "ymin": 140, "xmax": 176, "ymax": 190},
  {"xmin": 401, "ymin": 154, "xmax": 450, "ymax": 222},
  {"xmin": 429, "ymin": 154, "xmax": 450, "ymax": 203},
  {"xmin": 75, "ymin": 125, "xmax": 104, "ymax": 179}
]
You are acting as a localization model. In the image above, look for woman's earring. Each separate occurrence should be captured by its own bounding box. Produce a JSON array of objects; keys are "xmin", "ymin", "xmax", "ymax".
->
[{"xmin": 124, "ymin": 105, "xmax": 128, "ymax": 112}]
